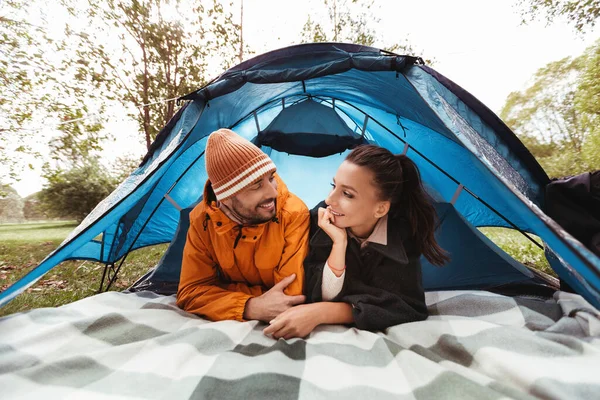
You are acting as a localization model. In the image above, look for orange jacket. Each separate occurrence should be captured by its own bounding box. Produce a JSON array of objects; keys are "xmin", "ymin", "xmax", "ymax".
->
[{"xmin": 177, "ymin": 174, "xmax": 309, "ymax": 321}]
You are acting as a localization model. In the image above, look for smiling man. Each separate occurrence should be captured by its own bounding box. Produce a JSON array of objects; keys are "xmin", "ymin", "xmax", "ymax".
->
[{"xmin": 177, "ymin": 129, "xmax": 310, "ymax": 322}]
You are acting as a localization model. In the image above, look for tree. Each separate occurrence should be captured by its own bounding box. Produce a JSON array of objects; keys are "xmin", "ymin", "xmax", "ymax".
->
[
  {"xmin": 49, "ymin": 107, "xmax": 107, "ymax": 168},
  {"xmin": 501, "ymin": 57, "xmax": 586, "ymax": 151},
  {"xmin": 2, "ymin": 0, "xmax": 242, "ymax": 191},
  {"xmin": 299, "ymin": 0, "xmax": 430, "ymax": 60},
  {"xmin": 0, "ymin": 0, "xmax": 58, "ymax": 182},
  {"xmin": 518, "ymin": 0, "xmax": 600, "ymax": 33},
  {"xmin": 575, "ymin": 40, "xmax": 600, "ymax": 170},
  {"xmin": 66, "ymin": 0, "xmax": 241, "ymax": 150},
  {"xmin": 1, "ymin": 0, "xmax": 118, "ymax": 184},
  {"xmin": 500, "ymin": 40, "xmax": 600, "ymax": 178},
  {"xmin": 111, "ymin": 155, "xmax": 143, "ymax": 182},
  {"xmin": 300, "ymin": 15, "xmax": 329, "ymax": 43},
  {"xmin": 38, "ymin": 160, "xmax": 119, "ymax": 222}
]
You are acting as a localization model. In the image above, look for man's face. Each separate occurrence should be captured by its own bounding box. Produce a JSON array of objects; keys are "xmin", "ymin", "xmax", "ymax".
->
[{"xmin": 222, "ymin": 171, "xmax": 278, "ymax": 224}]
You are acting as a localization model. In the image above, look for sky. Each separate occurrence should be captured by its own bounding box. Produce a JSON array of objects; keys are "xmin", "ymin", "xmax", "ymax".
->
[
  {"xmin": 240, "ymin": 0, "xmax": 598, "ymax": 112},
  {"xmin": 9, "ymin": 0, "xmax": 600, "ymax": 197}
]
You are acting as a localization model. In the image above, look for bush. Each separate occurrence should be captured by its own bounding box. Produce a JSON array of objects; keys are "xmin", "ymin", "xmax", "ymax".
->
[{"xmin": 38, "ymin": 160, "xmax": 119, "ymax": 222}]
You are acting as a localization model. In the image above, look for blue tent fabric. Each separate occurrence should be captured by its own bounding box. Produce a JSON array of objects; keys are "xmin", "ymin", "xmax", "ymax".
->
[
  {"xmin": 420, "ymin": 65, "xmax": 549, "ymax": 195},
  {"xmin": 422, "ymin": 203, "xmax": 536, "ymax": 290},
  {"xmin": 253, "ymin": 99, "xmax": 367, "ymax": 157},
  {"xmin": 2, "ymin": 43, "xmax": 599, "ymax": 309},
  {"xmin": 130, "ymin": 201, "xmax": 546, "ymax": 296},
  {"xmin": 131, "ymin": 205, "xmax": 196, "ymax": 295}
]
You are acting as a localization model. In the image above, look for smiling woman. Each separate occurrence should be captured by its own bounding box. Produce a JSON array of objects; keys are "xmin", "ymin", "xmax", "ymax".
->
[
  {"xmin": 264, "ymin": 144, "xmax": 449, "ymax": 339},
  {"xmin": 327, "ymin": 162, "xmax": 386, "ymax": 239}
]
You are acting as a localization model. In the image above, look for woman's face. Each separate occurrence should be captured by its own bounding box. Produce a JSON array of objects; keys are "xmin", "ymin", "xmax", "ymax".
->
[{"xmin": 325, "ymin": 161, "xmax": 389, "ymax": 235}]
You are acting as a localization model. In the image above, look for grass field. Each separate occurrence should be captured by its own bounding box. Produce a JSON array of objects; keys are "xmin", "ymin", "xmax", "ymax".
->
[
  {"xmin": 0, "ymin": 221, "xmax": 78, "ymax": 242},
  {"xmin": 0, "ymin": 221, "xmax": 554, "ymax": 318},
  {"xmin": 479, "ymin": 227, "xmax": 553, "ymax": 275},
  {"xmin": 0, "ymin": 221, "xmax": 166, "ymax": 317}
]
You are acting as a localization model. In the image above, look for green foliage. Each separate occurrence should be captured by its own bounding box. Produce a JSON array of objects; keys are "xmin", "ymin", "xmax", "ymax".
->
[
  {"xmin": 1, "ymin": 0, "xmax": 241, "ymax": 189},
  {"xmin": 301, "ymin": 0, "xmax": 375, "ymax": 44},
  {"xmin": 301, "ymin": 15, "xmax": 329, "ymax": 43},
  {"xmin": 51, "ymin": 107, "xmax": 107, "ymax": 167},
  {"xmin": 576, "ymin": 42, "xmax": 600, "ymax": 170},
  {"xmin": 38, "ymin": 159, "xmax": 119, "ymax": 222},
  {"xmin": 66, "ymin": 0, "xmax": 240, "ymax": 149},
  {"xmin": 479, "ymin": 227, "xmax": 554, "ymax": 276},
  {"xmin": 0, "ymin": 0, "xmax": 120, "ymax": 185},
  {"xmin": 0, "ymin": 1, "xmax": 56, "ymax": 181},
  {"xmin": 500, "ymin": 40, "xmax": 600, "ymax": 178},
  {"xmin": 518, "ymin": 0, "xmax": 600, "ymax": 33},
  {"xmin": 500, "ymin": 57, "xmax": 584, "ymax": 149}
]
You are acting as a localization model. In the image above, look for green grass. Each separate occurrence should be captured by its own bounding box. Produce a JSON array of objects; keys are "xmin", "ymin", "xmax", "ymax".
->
[
  {"xmin": 0, "ymin": 220, "xmax": 167, "ymax": 318},
  {"xmin": 0, "ymin": 221, "xmax": 556, "ymax": 318},
  {"xmin": 0, "ymin": 220, "xmax": 78, "ymax": 242},
  {"xmin": 478, "ymin": 227, "xmax": 554, "ymax": 277}
]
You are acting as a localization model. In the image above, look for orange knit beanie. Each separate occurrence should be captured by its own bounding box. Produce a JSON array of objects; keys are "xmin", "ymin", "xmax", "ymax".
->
[{"xmin": 205, "ymin": 129, "xmax": 276, "ymax": 201}]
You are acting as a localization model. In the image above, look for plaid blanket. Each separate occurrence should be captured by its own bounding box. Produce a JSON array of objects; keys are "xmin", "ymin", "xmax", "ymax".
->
[{"xmin": 1, "ymin": 290, "xmax": 599, "ymax": 399}]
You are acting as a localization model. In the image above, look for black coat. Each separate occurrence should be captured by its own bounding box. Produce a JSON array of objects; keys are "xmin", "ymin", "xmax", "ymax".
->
[
  {"xmin": 545, "ymin": 171, "xmax": 600, "ymax": 257},
  {"xmin": 304, "ymin": 201, "xmax": 428, "ymax": 331}
]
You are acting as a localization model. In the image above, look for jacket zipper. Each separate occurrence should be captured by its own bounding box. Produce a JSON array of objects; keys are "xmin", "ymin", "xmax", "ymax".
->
[{"xmin": 233, "ymin": 225, "xmax": 243, "ymax": 249}]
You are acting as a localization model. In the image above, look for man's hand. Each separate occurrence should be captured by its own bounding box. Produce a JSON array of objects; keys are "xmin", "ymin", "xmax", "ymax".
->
[
  {"xmin": 243, "ymin": 274, "xmax": 305, "ymax": 322},
  {"xmin": 263, "ymin": 303, "xmax": 321, "ymax": 339}
]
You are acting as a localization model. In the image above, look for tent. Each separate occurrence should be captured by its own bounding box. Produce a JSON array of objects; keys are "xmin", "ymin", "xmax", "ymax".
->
[{"xmin": 1, "ymin": 42, "xmax": 599, "ymax": 309}]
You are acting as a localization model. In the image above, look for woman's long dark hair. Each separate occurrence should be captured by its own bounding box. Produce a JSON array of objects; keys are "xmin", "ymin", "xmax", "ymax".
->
[{"xmin": 346, "ymin": 145, "xmax": 449, "ymax": 266}]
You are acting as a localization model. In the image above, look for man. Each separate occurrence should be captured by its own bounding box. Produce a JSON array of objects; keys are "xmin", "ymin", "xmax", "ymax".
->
[{"xmin": 177, "ymin": 128, "xmax": 310, "ymax": 322}]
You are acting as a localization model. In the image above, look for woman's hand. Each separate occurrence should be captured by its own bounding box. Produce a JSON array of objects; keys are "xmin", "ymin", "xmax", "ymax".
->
[
  {"xmin": 263, "ymin": 304, "xmax": 322, "ymax": 339},
  {"xmin": 317, "ymin": 207, "xmax": 347, "ymax": 245}
]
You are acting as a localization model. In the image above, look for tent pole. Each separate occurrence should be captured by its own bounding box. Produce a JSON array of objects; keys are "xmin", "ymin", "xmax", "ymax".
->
[
  {"xmin": 313, "ymin": 95, "xmax": 544, "ymax": 250},
  {"xmin": 98, "ymin": 263, "xmax": 116, "ymax": 293},
  {"xmin": 102, "ymin": 150, "xmax": 208, "ymax": 292},
  {"xmin": 230, "ymin": 93, "xmax": 543, "ymax": 249},
  {"xmin": 102, "ymin": 255, "xmax": 129, "ymax": 292}
]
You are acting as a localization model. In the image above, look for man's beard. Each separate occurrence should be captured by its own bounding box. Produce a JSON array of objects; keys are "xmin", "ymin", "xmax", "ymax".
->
[{"xmin": 228, "ymin": 197, "xmax": 276, "ymax": 225}]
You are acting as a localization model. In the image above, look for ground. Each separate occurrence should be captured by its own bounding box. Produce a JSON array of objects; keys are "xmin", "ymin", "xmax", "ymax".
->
[
  {"xmin": 0, "ymin": 221, "xmax": 166, "ymax": 317},
  {"xmin": 0, "ymin": 221, "xmax": 552, "ymax": 318}
]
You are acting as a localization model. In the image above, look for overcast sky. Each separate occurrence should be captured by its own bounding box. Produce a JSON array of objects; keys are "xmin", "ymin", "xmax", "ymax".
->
[{"xmin": 11, "ymin": 0, "xmax": 599, "ymax": 197}]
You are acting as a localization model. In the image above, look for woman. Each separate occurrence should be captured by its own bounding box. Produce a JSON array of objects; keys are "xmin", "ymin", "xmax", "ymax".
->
[{"xmin": 263, "ymin": 145, "xmax": 449, "ymax": 339}]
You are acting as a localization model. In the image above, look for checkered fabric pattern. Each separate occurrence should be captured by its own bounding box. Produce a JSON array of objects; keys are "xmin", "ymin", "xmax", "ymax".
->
[{"xmin": 1, "ymin": 290, "xmax": 599, "ymax": 399}]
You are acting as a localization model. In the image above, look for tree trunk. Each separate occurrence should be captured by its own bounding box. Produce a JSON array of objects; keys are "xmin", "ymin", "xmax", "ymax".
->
[
  {"xmin": 142, "ymin": 36, "xmax": 151, "ymax": 150},
  {"xmin": 239, "ymin": 0, "xmax": 244, "ymax": 63},
  {"xmin": 333, "ymin": 0, "xmax": 338, "ymax": 41}
]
